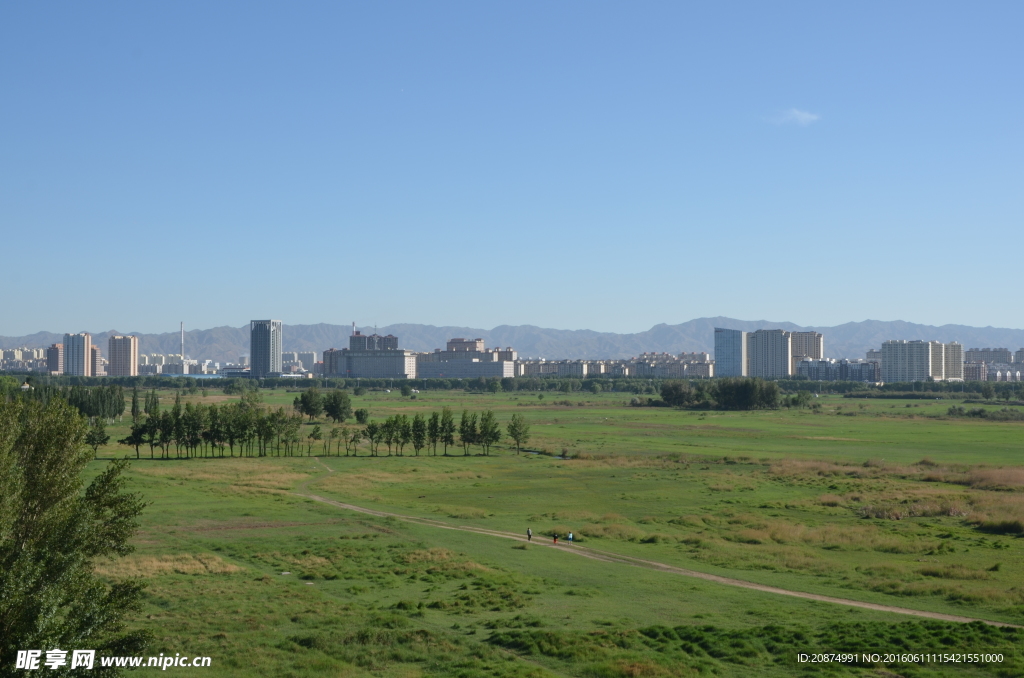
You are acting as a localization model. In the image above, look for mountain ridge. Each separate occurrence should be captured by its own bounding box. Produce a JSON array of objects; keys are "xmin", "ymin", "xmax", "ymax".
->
[{"xmin": 3, "ymin": 318, "xmax": 1024, "ymax": 364}]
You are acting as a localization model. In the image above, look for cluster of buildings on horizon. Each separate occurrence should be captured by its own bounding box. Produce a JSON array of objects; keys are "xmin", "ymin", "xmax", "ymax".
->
[
  {"xmin": 3, "ymin": 322, "xmax": 1024, "ymax": 384},
  {"xmin": 713, "ymin": 328, "xmax": 1024, "ymax": 383}
]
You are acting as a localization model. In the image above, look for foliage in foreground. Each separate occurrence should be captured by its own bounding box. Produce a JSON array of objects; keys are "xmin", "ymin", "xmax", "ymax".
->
[{"xmin": 0, "ymin": 399, "xmax": 149, "ymax": 677}]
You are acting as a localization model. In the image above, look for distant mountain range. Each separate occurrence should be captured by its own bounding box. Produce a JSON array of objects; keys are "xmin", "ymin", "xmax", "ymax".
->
[{"xmin": 4, "ymin": 318, "xmax": 1024, "ymax": 364}]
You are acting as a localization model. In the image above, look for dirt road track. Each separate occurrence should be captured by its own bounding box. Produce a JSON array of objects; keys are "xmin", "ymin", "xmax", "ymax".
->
[{"xmin": 298, "ymin": 459, "xmax": 1021, "ymax": 629}]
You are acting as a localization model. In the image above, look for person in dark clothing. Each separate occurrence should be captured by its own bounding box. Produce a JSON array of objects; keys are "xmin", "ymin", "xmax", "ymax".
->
[
  {"xmin": 527, "ymin": 528, "xmax": 532, "ymax": 542},
  {"xmin": 553, "ymin": 533, "xmax": 558, "ymax": 544}
]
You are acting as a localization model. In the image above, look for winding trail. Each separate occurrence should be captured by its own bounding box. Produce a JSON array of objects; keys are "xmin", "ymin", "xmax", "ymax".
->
[{"xmin": 296, "ymin": 458, "xmax": 1021, "ymax": 629}]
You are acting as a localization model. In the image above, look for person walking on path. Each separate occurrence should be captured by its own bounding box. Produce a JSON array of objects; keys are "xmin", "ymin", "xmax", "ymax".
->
[
  {"xmin": 527, "ymin": 528, "xmax": 532, "ymax": 542},
  {"xmin": 568, "ymin": 531, "xmax": 573, "ymax": 545},
  {"xmin": 553, "ymin": 533, "xmax": 558, "ymax": 544}
]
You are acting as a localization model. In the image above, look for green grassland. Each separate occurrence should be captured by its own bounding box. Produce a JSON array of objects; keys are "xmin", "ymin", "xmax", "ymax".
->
[{"xmin": 84, "ymin": 388, "xmax": 1024, "ymax": 677}]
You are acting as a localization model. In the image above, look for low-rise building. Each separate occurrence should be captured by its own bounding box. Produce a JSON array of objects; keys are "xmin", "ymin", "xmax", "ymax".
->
[{"xmin": 987, "ymin": 364, "xmax": 1021, "ymax": 382}]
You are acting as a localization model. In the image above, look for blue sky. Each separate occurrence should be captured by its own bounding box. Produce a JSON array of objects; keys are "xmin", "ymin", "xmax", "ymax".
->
[{"xmin": 2, "ymin": 2, "xmax": 1021, "ymax": 336}]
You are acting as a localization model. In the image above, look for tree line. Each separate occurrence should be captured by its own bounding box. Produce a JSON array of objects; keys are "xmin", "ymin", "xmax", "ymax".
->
[
  {"xmin": 660, "ymin": 378, "xmax": 781, "ymax": 410},
  {"xmin": 114, "ymin": 387, "xmax": 531, "ymax": 460},
  {"xmin": 5, "ymin": 381, "xmax": 127, "ymax": 422}
]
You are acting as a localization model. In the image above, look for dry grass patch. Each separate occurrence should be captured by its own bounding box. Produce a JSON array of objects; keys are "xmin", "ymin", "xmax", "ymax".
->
[
  {"xmin": 96, "ymin": 554, "xmax": 244, "ymax": 577},
  {"xmin": 572, "ymin": 457, "xmax": 677, "ymax": 471},
  {"xmin": 550, "ymin": 510, "xmax": 602, "ymax": 522},
  {"xmin": 967, "ymin": 493, "xmax": 1024, "ymax": 532},
  {"xmin": 223, "ymin": 485, "xmax": 291, "ymax": 498},
  {"xmin": 277, "ymin": 553, "xmax": 334, "ymax": 569},
  {"xmin": 401, "ymin": 548, "xmax": 489, "ymax": 572},
  {"xmin": 967, "ymin": 468, "xmax": 1024, "ymax": 490},
  {"xmin": 918, "ymin": 564, "xmax": 990, "ymax": 580},
  {"xmin": 692, "ymin": 542, "xmax": 835, "ymax": 574},
  {"xmin": 403, "ymin": 547, "xmax": 458, "ymax": 563},
  {"xmin": 579, "ymin": 524, "xmax": 645, "ymax": 541},
  {"xmin": 434, "ymin": 505, "xmax": 488, "ymax": 520},
  {"xmin": 724, "ymin": 518, "xmax": 935, "ymax": 554},
  {"xmin": 133, "ymin": 463, "xmax": 307, "ymax": 490}
]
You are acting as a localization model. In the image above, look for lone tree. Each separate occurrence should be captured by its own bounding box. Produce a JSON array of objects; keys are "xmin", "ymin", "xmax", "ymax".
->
[
  {"xmin": 506, "ymin": 413, "xmax": 530, "ymax": 453},
  {"xmin": 299, "ymin": 387, "xmax": 324, "ymax": 421},
  {"xmin": 323, "ymin": 390, "xmax": 352, "ymax": 423},
  {"xmin": 85, "ymin": 418, "xmax": 110, "ymax": 456},
  {"xmin": 0, "ymin": 398, "xmax": 150, "ymax": 671}
]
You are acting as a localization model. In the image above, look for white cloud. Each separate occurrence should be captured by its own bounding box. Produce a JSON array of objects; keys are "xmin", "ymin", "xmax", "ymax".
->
[{"xmin": 774, "ymin": 108, "xmax": 820, "ymax": 126}]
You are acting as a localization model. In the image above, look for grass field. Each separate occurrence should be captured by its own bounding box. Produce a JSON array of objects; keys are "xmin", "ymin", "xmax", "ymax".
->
[{"xmin": 84, "ymin": 388, "xmax": 1024, "ymax": 676}]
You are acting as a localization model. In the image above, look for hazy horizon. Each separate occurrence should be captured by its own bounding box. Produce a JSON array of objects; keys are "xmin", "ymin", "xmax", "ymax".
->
[{"xmin": 5, "ymin": 316, "xmax": 1024, "ymax": 341}]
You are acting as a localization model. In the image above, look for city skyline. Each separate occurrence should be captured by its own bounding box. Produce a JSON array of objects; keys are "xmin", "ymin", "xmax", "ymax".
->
[
  {"xmin": 6, "ymin": 316, "xmax": 1024, "ymax": 365},
  {"xmin": 6, "ymin": 317, "xmax": 1024, "ymax": 382},
  {"xmin": 3, "ymin": 4, "xmax": 1023, "ymax": 335}
]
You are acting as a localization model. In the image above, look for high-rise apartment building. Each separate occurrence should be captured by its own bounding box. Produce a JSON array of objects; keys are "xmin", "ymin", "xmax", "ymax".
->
[
  {"xmin": 791, "ymin": 332, "xmax": 824, "ymax": 358},
  {"xmin": 323, "ymin": 338, "xmax": 416, "ymax": 379},
  {"xmin": 447, "ymin": 338, "xmax": 486, "ymax": 352},
  {"xmin": 747, "ymin": 329, "xmax": 792, "ymax": 379},
  {"xmin": 790, "ymin": 331, "xmax": 824, "ymax": 374},
  {"xmin": 1016, "ymin": 349, "xmax": 1024, "ymax": 364},
  {"xmin": 929, "ymin": 341, "xmax": 946, "ymax": 381},
  {"xmin": 282, "ymin": 352, "xmax": 299, "ymax": 363},
  {"xmin": 108, "ymin": 335, "xmax": 139, "ymax": 377},
  {"xmin": 46, "ymin": 343, "xmax": 63, "ymax": 374},
  {"xmin": 944, "ymin": 342, "xmax": 964, "ymax": 381},
  {"xmin": 349, "ymin": 331, "xmax": 398, "ymax": 351},
  {"xmin": 90, "ymin": 345, "xmax": 105, "ymax": 377},
  {"xmin": 297, "ymin": 352, "xmax": 317, "ymax": 372},
  {"xmin": 881, "ymin": 340, "xmax": 932, "ymax": 383},
  {"xmin": 965, "ymin": 348, "xmax": 1013, "ymax": 364},
  {"xmin": 714, "ymin": 328, "xmax": 748, "ymax": 377},
  {"xmin": 63, "ymin": 333, "xmax": 92, "ymax": 376},
  {"xmin": 250, "ymin": 320, "xmax": 283, "ymax": 378}
]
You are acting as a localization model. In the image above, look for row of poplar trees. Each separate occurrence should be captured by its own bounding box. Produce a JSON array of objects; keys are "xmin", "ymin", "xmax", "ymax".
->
[{"xmin": 116, "ymin": 387, "xmax": 531, "ymax": 459}]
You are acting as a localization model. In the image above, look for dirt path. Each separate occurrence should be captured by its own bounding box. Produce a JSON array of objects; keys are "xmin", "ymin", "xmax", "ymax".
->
[{"xmin": 298, "ymin": 458, "xmax": 1021, "ymax": 629}]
